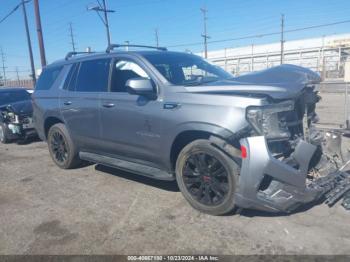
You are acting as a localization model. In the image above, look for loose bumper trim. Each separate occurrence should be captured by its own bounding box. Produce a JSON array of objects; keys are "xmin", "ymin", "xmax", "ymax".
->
[{"xmin": 235, "ymin": 136, "xmax": 349, "ymax": 213}]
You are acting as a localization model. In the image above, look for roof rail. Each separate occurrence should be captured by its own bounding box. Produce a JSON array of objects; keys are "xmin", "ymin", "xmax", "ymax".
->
[
  {"xmin": 65, "ymin": 51, "xmax": 95, "ymax": 60},
  {"xmin": 106, "ymin": 44, "xmax": 167, "ymax": 53}
]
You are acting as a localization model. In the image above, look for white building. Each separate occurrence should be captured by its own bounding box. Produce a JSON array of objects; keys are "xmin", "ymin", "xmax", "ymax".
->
[{"xmin": 204, "ymin": 34, "xmax": 350, "ymax": 79}]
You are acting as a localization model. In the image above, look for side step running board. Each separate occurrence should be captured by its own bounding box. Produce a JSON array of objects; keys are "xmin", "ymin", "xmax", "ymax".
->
[{"xmin": 79, "ymin": 151, "xmax": 174, "ymax": 181}]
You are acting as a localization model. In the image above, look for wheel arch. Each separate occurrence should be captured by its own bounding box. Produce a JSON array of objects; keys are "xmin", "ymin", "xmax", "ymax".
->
[
  {"xmin": 168, "ymin": 122, "xmax": 241, "ymax": 171},
  {"xmin": 44, "ymin": 116, "xmax": 64, "ymax": 139}
]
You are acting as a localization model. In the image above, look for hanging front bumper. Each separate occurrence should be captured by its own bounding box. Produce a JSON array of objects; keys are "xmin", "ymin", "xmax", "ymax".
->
[{"xmin": 235, "ymin": 136, "xmax": 349, "ymax": 213}]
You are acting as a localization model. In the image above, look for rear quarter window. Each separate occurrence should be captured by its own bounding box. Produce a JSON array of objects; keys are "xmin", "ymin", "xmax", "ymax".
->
[{"xmin": 35, "ymin": 65, "xmax": 63, "ymax": 90}]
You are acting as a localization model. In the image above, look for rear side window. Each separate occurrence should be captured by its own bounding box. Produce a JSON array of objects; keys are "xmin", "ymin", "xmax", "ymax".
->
[
  {"xmin": 63, "ymin": 63, "xmax": 79, "ymax": 91},
  {"xmin": 35, "ymin": 65, "xmax": 63, "ymax": 90},
  {"xmin": 75, "ymin": 59, "xmax": 110, "ymax": 92}
]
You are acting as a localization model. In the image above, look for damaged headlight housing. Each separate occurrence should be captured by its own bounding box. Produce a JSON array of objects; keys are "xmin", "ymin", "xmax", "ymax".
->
[
  {"xmin": 4, "ymin": 112, "xmax": 18, "ymax": 123},
  {"xmin": 246, "ymin": 100, "xmax": 294, "ymax": 140}
]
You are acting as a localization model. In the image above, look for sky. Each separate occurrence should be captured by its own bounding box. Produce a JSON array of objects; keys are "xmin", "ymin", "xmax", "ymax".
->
[{"xmin": 1, "ymin": 0, "xmax": 350, "ymax": 79}]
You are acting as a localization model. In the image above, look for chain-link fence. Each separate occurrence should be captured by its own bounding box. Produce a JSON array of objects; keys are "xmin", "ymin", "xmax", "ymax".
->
[{"xmin": 0, "ymin": 79, "xmax": 34, "ymax": 89}]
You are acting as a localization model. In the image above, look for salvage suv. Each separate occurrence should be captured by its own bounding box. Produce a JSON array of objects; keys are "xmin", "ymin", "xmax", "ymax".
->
[{"xmin": 32, "ymin": 44, "xmax": 350, "ymax": 215}]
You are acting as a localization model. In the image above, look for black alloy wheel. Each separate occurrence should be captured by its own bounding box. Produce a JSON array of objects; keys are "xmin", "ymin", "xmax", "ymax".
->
[
  {"xmin": 176, "ymin": 139, "xmax": 239, "ymax": 215},
  {"xmin": 182, "ymin": 152, "xmax": 229, "ymax": 206},
  {"xmin": 47, "ymin": 123, "xmax": 83, "ymax": 169},
  {"xmin": 50, "ymin": 131, "xmax": 68, "ymax": 163}
]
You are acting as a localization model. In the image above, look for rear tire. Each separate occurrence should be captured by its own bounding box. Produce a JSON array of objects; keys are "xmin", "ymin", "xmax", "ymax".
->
[
  {"xmin": 0, "ymin": 123, "xmax": 10, "ymax": 144},
  {"xmin": 176, "ymin": 139, "xmax": 239, "ymax": 215},
  {"xmin": 47, "ymin": 123, "xmax": 82, "ymax": 169}
]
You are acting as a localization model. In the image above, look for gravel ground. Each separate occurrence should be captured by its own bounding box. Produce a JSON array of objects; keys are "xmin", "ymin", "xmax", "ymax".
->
[{"xmin": 0, "ymin": 92, "xmax": 350, "ymax": 255}]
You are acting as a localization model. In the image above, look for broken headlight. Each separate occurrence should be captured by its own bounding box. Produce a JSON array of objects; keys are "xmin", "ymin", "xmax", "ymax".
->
[
  {"xmin": 5, "ymin": 112, "xmax": 19, "ymax": 123},
  {"xmin": 246, "ymin": 100, "xmax": 294, "ymax": 140}
]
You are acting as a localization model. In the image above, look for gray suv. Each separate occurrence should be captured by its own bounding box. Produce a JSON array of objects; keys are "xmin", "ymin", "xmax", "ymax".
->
[{"xmin": 33, "ymin": 45, "xmax": 349, "ymax": 215}]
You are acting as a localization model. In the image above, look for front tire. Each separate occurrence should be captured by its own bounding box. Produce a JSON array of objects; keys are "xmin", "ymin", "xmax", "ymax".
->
[
  {"xmin": 47, "ymin": 123, "xmax": 82, "ymax": 169},
  {"xmin": 0, "ymin": 123, "xmax": 10, "ymax": 144},
  {"xmin": 176, "ymin": 139, "xmax": 239, "ymax": 215}
]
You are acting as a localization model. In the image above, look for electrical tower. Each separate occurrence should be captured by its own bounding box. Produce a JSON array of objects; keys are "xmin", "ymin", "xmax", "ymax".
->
[
  {"xmin": 69, "ymin": 22, "xmax": 76, "ymax": 52},
  {"xmin": 280, "ymin": 14, "xmax": 285, "ymax": 64},
  {"xmin": 200, "ymin": 7, "xmax": 210, "ymax": 59}
]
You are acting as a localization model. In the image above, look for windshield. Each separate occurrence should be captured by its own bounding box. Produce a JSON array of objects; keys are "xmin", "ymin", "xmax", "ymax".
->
[
  {"xmin": 143, "ymin": 52, "xmax": 232, "ymax": 85},
  {"xmin": 0, "ymin": 90, "xmax": 30, "ymax": 106}
]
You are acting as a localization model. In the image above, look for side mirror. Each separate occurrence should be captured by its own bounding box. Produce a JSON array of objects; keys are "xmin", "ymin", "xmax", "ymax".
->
[{"xmin": 126, "ymin": 77, "xmax": 156, "ymax": 98}]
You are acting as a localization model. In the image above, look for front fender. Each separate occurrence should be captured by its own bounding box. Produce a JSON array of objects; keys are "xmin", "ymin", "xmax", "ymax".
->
[{"xmin": 160, "ymin": 121, "xmax": 243, "ymax": 171}]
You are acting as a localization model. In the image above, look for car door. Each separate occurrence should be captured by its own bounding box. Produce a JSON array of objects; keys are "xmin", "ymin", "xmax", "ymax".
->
[
  {"xmin": 60, "ymin": 58, "xmax": 111, "ymax": 152},
  {"xmin": 99, "ymin": 56, "xmax": 164, "ymax": 165}
]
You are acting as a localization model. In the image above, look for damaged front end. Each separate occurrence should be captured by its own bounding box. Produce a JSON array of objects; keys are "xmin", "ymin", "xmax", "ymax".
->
[
  {"xmin": 235, "ymin": 84, "xmax": 350, "ymax": 213},
  {"xmin": 0, "ymin": 104, "xmax": 36, "ymax": 142}
]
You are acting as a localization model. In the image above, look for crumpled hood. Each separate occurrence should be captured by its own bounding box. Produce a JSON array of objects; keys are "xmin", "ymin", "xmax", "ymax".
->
[
  {"xmin": 185, "ymin": 64, "xmax": 321, "ymax": 100},
  {"xmin": 0, "ymin": 100, "xmax": 33, "ymax": 116}
]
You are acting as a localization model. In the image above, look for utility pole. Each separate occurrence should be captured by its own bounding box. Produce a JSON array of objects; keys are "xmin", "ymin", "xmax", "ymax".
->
[
  {"xmin": 200, "ymin": 7, "xmax": 210, "ymax": 59},
  {"xmin": 0, "ymin": 48, "xmax": 7, "ymax": 83},
  {"xmin": 69, "ymin": 22, "xmax": 76, "ymax": 52},
  {"xmin": 33, "ymin": 0, "xmax": 47, "ymax": 67},
  {"xmin": 155, "ymin": 28, "xmax": 159, "ymax": 47},
  {"xmin": 15, "ymin": 67, "xmax": 20, "ymax": 82},
  {"xmin": 87, "ymin": 0, "xmax": 115, "ymax": 47},
  {"xmin": 251, "ymin": 44, "xmax": 254, "ymax": 71},
  {"xmin": 21, "ymin": 0, "xmax": 36, "ymax": 84},
  {"xmin": 102, "ymin": 0, "xmax": 111, "ymax": 46},
  {"xmin": 280, "ymin": 14, "xmax": 285, "ymax": 65}
]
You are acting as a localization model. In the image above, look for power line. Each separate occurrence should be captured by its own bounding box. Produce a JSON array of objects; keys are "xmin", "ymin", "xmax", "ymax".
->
[
  {"xmin": 0, "ymin": 1, "xmax": 29, "ymax": 24},
  {"xmin": 168, "ymin": 18, "xmax": 350, "ymax": 48},
  {"xmin": 0, "ymin": 0, "xmax": 36, "ymax": 83}
]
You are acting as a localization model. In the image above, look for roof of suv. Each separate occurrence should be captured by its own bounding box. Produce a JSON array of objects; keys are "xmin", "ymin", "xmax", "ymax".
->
[{"xmin": 49, "ymin": 50, "xmax": 188, "ymax": 67}]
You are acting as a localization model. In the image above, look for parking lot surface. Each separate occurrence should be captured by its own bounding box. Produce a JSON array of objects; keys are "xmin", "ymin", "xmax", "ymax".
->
[{"xmin": 1, "ymin": 92, "xmax": 350, "ymax": 255}]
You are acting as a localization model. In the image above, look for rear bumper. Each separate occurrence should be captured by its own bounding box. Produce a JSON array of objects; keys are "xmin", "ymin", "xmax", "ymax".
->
[{"xmin": 235, "ymin": 136, "xmax": 340, "ymax": 213}]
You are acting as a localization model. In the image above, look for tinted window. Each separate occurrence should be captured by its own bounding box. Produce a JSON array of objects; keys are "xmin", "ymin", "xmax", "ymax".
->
[
  {"xmin": 75, "ymin": 59, "xmax": 110, "ymax": 92},
  {"xmin": 111, "ymin": 60, "xmax": 150, "ymax": 92},
  {"xmin": 35, "ymin": 65, "xmax": 63, "ymax": 90},
  {"xmin": 63, "ymin": 63, "xmax": 79, "ymax": 91},
  {"xmin": 0, "ymin": 90, "xmax": 30, "ymax": 106},
  {"xmin": 143, "ymin": 53, "xmax": 232, "ymax": 85}
]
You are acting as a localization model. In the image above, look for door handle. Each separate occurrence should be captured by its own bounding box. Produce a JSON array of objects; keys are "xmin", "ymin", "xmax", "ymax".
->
[
  {"xmin": 64, "ymin": 101, "xmax": 72, "ymax": 106},
  {"xmin": 102, "ymin": 103, "xmax": 115, "ymax": 108}
]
